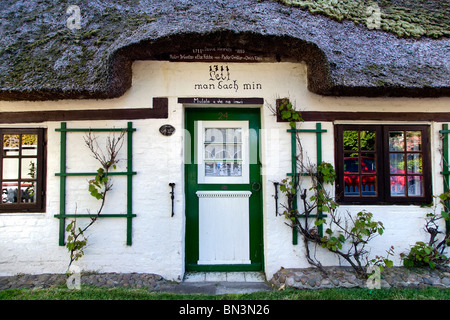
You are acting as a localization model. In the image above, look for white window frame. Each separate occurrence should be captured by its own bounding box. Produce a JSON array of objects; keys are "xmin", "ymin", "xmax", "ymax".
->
[{"xmin": 196, "ymin": 120, "xmax": 249, "ymax": 184}]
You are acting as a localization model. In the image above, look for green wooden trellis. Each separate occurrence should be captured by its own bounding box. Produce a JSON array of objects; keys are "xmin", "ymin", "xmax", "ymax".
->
[
  {"xmin": 439, "ymin": 124, "xmax": 450, "ymax": 239},
  {"xmin": 287, "ymin": 122, "xmax": 327, "ymax": 245},
  {"xmin": 54, "ymin": 122, "xmax": 137, "ymax": 246}
]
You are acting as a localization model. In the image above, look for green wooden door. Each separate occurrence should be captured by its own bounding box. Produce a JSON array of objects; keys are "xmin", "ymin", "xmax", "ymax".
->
[{"xmin": 185, "ymin": 108, "xmax": 263, "ymax": 271}]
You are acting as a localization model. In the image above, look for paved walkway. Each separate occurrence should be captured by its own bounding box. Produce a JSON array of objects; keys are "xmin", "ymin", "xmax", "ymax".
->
[{"xmin": 163, "ymin": 272, "xmax": 271, "ymax": 295}]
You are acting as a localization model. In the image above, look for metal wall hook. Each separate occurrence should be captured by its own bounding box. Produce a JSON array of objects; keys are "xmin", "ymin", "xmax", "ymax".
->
[
  {"xmin": 273, "ymin": 182, "xmax": 279, "ymax": 217},
  {"xmin": 169, "ymin": 183, "xmax": 175, "ymax": 217}
]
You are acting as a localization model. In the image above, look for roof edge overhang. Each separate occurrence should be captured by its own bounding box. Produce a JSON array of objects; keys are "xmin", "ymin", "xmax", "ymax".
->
[{"xmin": 0, "ymin": 30, "xmax": 448, "ymax": 101}]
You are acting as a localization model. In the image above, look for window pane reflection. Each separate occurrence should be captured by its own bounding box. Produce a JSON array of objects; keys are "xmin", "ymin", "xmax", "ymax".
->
[
  {"xmin": 343, "ymin": 131, "xmax": 358, "ymax": 151},
  {"xmin": 360, "ymin": 131, "xmax": 376, "ymax": 151},
  {"xmin": 205, "ymin": 144, "xmax": 242, "ymax": 161},
  {"xmin": 390, "ymin": 153, "xmax": 405, "ymax": 174},
  {"xmin": 205, "ymin": 162, "xmax": 242, "ymax": 177},
  {"xmin": 21, "ymin": 182, "xmax": 36, "ymax": 203},
  {"xmin": 21, "ymin": 158, "xmax": 37, "ymax": 180},
  {"xmin": 342, "ymin": 129, "xmax": 377, "ymax": 198},
  {"xmin": 204, "ymin": 128, "xmax": 243, "ymax": 177},
  {"xmin": 406, "ymin": 131, "xmax": 421, "ymax": 151},
  {"xmin": 21, "ymin": 134, "xmax": 38, "ymax": 156},
  {"xmin": 3, "ymin": 135, "xmax": 19, "ymax": 156},
  {"xmin": 408, "ymin": 176, "xmax": 423, "ymax": 196},
  {"xmin": 344, "ymin": 175, "xmax": 359, "ymax": 196},
  {"xmin": 407, "ymin": 154, "xmax": 422, "ymax": 174},
  {"xmin": 205, "ymin": 128, "xmax": 242, "ymax": 144},
  {"xmin": 2, "ymin": 182, "xmax": 19, "ymax": 203},
  {"xmin": 389, "ymin": 131, "xmax": 404, "ymax": 151},
  {"xmin": 390, "ymin": 176, "xmax": 406, "ymax": 196},
  {"xmin": 361, "ymin": 153, "xmax": 376, "ymax": 173},
  {"xmin": 362, "ymin": 176, "xmax": 376, "ymax": 195},
  {"xmin": 344, "ymin": 154, "xmax": 359, "ymax": 173}
]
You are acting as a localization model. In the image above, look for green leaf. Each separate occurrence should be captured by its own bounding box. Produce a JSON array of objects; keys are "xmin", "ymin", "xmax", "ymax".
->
[
  {"xmin": 66, "ymin": 222, "xmax": 74, "ymax": 232},
  {"xmin": 315, "ymin": 219, "xmax": 325, "ymax": 226},
  {"xmin": 281, "ymin": 110, "xmax": 291, "ymax": 119}
]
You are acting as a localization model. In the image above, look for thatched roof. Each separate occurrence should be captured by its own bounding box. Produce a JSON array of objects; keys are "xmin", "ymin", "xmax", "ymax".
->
[{"xmin": 0, "ymin": 0, "xmax": 449, "ymax": 101}]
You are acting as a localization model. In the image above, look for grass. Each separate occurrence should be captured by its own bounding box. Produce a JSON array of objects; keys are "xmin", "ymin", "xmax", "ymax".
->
[{"xmin": 0, "ymin": 286, "xmax": 449, "ymax": 300}]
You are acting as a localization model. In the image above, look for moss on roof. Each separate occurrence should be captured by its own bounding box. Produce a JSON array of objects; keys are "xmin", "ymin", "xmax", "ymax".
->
[
  {"xmin": 280, "ymin": 0, "xmax": 449, "ymax": 38},
  {"xmin": 0, "ymin": 4, "xmax": 158, "ymax": 94},
  {"xmin": 0, "ymin": 0, "xmax": 448, "ymax": 100}
]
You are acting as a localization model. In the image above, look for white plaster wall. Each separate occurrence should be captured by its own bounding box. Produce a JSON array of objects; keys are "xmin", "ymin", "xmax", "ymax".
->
[{"xmin": 0, "ymin": 61, "xmax": 449, "ymax": 281}]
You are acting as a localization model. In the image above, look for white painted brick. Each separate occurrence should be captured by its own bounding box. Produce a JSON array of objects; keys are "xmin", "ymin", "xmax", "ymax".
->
[{"xmin": 0, "ymin": 62, "xmax": 448, "ymax": 281}]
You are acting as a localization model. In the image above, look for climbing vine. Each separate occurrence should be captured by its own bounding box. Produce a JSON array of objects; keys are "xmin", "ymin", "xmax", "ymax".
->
[
  {"xmin": 401, "ymin": 193, "xmax": 450, "ymax": 269},
  {"xmin": 275, "ymin": 98, "xmax": 393, "ymax": 279},
  {"xmin": 66, "ymin": 130, "xmax": 125, "ymax": 270}
]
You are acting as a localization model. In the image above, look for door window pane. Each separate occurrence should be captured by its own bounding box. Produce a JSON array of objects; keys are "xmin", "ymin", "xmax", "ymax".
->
[
  {"xmin": 205, "ymin": 162, "xmax": 242, "ymax": 177},
  {"xmin": 205, "ymin": 144, "xmax": 242, "ymax": 161},
  {"xmin": 203, "ymin": 126, "xmax": 245, "ymax": 178},
  {"xmin": 205, "ymin": 128, "xmax": 242, "ymax": 144}
]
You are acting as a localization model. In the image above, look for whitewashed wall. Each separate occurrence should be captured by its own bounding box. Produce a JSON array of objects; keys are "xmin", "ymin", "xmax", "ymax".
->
[{"xmin": 0, "ymin": 61, "xmax": 449, "ymax": 280}]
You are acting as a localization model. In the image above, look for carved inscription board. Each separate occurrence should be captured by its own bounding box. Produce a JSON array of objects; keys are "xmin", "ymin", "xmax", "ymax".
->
[{"xmin": 161, "ymin": 47, "xmax": 273, "ymax": 63}]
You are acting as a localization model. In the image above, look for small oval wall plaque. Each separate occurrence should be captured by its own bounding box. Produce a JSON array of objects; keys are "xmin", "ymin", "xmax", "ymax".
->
[{"xmin": 159, "ymin": 124, "xmax": 175, "ymax": 136}]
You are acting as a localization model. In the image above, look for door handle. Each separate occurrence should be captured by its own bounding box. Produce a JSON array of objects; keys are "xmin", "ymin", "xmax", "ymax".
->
[{"xmin": 251, "ymin": 181, "xmax": 261, "ymax": 191}]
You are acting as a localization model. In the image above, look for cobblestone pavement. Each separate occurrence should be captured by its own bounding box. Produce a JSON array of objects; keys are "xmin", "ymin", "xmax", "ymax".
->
[
  {"xmin": 270, "ymin": 266, "xmax": 450, "ymax": 290},
  {"xmin": 0, "ymin": 267, "xmax": 449, "ymax": 294},
  {"xmin": 0, "ymin": 273, "xmax": 166, "ymax": 291},
  {"xmin": 0, "ymin": 271, "xmax": 272, "ymax": 295}
]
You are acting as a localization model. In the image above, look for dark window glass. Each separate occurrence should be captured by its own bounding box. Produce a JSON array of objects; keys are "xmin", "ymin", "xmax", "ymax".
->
[
  {"xmin": 1, "ymin": 129, "xmax": 46, "ymax": 212},
  {"xmin": 336, "ymin": 125, "xmax": 431, "ymax": 205}
]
